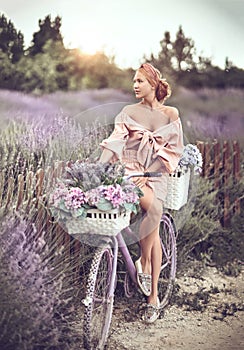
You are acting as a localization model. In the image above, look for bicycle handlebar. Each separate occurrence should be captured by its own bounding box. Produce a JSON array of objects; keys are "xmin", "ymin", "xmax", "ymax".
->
[
  {"xmin": 144, "ymin": 172, "xmax": 162, "ymax": 178},
  {"xmin": 125, "ymin": 172, "xmax": 162, "ymax": 180}
]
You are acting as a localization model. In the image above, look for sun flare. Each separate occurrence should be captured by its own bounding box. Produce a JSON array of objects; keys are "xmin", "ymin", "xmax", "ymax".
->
[{"xmin": 72, "ymin": 30, "xmax": 107, "ymax": 55}]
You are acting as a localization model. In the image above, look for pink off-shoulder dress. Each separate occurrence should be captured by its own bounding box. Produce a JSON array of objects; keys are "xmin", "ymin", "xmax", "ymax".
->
[{"xmin": 100, "ymin": 104, "xmax": 184, "ymax": 202}]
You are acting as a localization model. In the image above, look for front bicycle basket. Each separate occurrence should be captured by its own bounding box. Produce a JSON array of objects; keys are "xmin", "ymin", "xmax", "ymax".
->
[{"xmin": 64, "ymin": 208, "xmax": 131, "ymax": 236}]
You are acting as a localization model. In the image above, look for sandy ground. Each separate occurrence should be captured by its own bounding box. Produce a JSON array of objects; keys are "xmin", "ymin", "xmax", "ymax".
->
[{"xmin": 106, "ymin": 266, "xmax": 244, "ymax": 350}]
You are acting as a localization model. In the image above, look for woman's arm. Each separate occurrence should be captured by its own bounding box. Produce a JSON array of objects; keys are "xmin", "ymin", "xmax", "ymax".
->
[
  {"xmin": 99, "ymin": 148, "xmax": 114, "ymax": 163},
  {"xmin": 99, "ymin": 111, "xmax": 129, "ymax": 164}
]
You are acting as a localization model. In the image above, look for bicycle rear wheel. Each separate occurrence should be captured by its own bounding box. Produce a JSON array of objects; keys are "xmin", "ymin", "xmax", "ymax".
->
[
  {"xmin": 158, "ymin": 212, "xmax": 177, "ymax": 309},
  {"xmin": 83, "ymin": 244, "xmax": 114, "ymax": 350}
]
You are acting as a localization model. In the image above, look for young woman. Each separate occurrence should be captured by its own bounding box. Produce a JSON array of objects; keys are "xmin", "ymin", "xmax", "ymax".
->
[{"xmin": 99, "ymin": 63, "xmax": 184, "ymax": 323}]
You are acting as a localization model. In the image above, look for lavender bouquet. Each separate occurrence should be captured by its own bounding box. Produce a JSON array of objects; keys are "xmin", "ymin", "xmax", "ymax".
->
[
  {"xmin": 49, "ymin": 161, "xmax": 143, "ymax": 222},
  {"xmin": 178, "ymin": 144, "xmax": 203, "ymax": 174}
]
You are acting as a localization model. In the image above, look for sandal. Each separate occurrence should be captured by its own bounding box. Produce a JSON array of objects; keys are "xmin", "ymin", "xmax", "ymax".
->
[
  {"xmin": 143, "ymin": 297, "xmax": 160, "ymax": 323},
  {"xmin": 135, "ymin": 257, "xmax": 152, "ymax": 296}
]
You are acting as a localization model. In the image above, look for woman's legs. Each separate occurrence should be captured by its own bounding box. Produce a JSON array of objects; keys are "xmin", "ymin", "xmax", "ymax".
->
[
  {"xmin": 138, "ymin": 185, "xmax": 163, "ymax": 305},
  {"xmin": 149, "ymin": 235, "xmax": 162, "ymax": 304}
]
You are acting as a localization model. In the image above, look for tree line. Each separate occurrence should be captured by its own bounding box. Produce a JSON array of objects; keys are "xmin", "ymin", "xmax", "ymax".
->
[{"xmin": 0, "ymin": 13, "xmax": 243, "ymax": 94}]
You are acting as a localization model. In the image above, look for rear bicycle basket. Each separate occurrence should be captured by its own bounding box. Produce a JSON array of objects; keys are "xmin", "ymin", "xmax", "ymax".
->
[{"xmin": 164, "ymin": 167, "xmax": 191, "ymax": 211}]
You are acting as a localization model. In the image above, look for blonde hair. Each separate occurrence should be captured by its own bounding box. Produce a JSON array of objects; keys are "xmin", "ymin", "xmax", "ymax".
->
[{"xmin": 139, "ymin": 63, "xmax": 171, "ymax": 102}]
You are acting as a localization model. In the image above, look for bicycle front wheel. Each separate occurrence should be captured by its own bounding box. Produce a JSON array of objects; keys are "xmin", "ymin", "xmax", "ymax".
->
[
  {"xmin": 83, "ymin": 243, "xmax": 114, "ymax": 350},
  {"xmin": 158, "ymin": 213, "xmax": 177, "ymax": 309}
]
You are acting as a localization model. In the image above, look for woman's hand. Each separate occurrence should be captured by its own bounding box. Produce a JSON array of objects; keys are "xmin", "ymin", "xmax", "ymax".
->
[{"xmin": 132, "ymin": 175, "xmax": 148, "ymax": 189}]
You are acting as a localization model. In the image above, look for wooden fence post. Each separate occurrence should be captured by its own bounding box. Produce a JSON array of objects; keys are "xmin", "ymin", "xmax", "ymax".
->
[
  {"xmin": 204, "ymin": 142, "xmax": 211, "ymax": 178},
  {"xmin": 5, "ymin": 176, "xmax": 14, "ymax": 211},
  {"xmin": 233, "ymin": 140, "xmax": 241, "ymax": 215},
  {"xmin": 36, "ymin": 168, "xmax": 45, "ymax": 203},
  {"xmin": 16, "ymin": 174, "xmax": 24, "ymax": 210},
  {"xmin": 0, "ymin": 171, "xmax": 4, "ymax": 208},
  {"xmin": 213, "ymin": 141, "xmax": 221, "ymax": 191},
  {"xmin": 25, "ymin": 171, "xmax": 34, "ymax": 209},
  {"xmin": 35, "ymin": 168, "xmax": 45, "ymax": 237},
  {"xmin": 223, "ymin": 141, "xmax": 231, "ymax": 226}
]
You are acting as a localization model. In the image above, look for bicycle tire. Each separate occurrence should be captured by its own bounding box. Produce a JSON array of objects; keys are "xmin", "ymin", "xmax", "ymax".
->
[
  {"xmin": 124, "ymin": 270, "xmax": 135, "ymax": 298},
  {"xmin": 83, "ymin": 244, "xmax": 114, "ymax": 350},
  {"xmin": 158, "ymin": 212, "xmax": 177, "ymax": 309}
]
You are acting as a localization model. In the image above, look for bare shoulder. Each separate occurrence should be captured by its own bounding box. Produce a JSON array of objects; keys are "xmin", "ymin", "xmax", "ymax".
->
[
  {"xmin": 163, "ymin": 106, "xmax": 179, "ymax": 122},
  {"xmin": 122, "ymin": 103, "xmax": 139, "ymax": 113}
]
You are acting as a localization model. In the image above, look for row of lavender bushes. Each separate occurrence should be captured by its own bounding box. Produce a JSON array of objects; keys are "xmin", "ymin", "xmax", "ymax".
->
[
  {"xmin": 0, "ymin": 213, "xmax": 84, "ymax": 349},
  {"xmin": 0, "ymin": 88, "xmax": 243, "ymax": 348},
  {"xmin": 0, "ymin": 91, "xmax": 121, "ymax": 349}
]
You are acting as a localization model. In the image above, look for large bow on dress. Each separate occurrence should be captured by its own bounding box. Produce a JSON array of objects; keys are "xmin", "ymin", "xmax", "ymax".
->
[{"xmin": 136, "ymin": 130, "xmax": 164, "ymax": 169}]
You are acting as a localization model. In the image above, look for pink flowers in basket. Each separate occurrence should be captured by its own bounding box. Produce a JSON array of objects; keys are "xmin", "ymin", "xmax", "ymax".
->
[{"xmin": 49, "ymin": 161, "xmax": 143, "ymax": 221}]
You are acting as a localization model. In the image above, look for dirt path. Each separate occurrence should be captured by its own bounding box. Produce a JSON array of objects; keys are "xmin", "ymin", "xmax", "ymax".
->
[{"xmin": 106, "ymin": 266, "xmax": 244, "ymax": 350}]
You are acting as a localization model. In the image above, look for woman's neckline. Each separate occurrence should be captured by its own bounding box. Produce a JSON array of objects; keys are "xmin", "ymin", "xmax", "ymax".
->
[
  {"xmin": 123, "ymin": 113, "xmax": 180, "ymax": 133},
  {"xmin": 137, "ymin": 101, "xmax": 165, "ymax": 112}
]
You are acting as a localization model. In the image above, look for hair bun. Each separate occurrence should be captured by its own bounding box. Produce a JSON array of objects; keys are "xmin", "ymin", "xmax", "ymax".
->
[{"xmin": 156, "ymin": 79, "xmax": 171, "ymax": 102}]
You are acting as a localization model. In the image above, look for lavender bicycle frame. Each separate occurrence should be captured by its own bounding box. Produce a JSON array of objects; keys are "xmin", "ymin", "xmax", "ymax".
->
[{"xmin": 106, "ymin": 227, "xmax": 137, "ymax": 300}]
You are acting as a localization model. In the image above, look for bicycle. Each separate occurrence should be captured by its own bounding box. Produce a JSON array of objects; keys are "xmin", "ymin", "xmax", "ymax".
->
[{"xmin": 81, "ymin": 172, "xmax": 177, "ymax": 350}]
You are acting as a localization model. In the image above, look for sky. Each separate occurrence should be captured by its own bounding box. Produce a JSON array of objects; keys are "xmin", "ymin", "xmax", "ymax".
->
[{"xmin": 0, "ymin": 0, "xmax": 244, "ymax": 69}]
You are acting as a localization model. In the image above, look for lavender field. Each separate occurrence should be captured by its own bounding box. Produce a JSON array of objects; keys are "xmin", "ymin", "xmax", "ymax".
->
[
  {"xmin": 1, "ymin": 87, "xmax": 243, "ymax": 144},
  {"xmin": 1, "ymin": 87, "xmax": 243, "ymax": 181},
  {"xmin": 0, "ymin": 87, "xmax": 243, "ymax": 350}
]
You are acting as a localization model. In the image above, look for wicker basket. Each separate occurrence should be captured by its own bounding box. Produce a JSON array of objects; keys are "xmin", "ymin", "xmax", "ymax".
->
[
  {"xmin": 64, "ymin": 208, "xmax": 131, "ymax": 236},
  {"xmin": 164, "ymin": 168, "xmax": 190, "ymax": 210}
]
